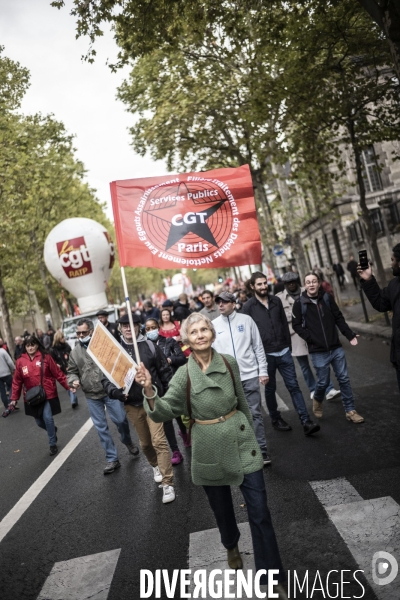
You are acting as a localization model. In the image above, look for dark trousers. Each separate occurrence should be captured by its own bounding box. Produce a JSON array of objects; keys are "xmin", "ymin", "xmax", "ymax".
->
[
  {"xmin": 203, "ymin": 469, "xmax": 285, "ymax": 585},
  {"xmin": 163, "ymin": 420, "xmax": 179, "ymax": 452},
  {"xmin": 396, "ymin": 369, "xmax": 400, "ymax": 393},
  {"xmin": 265, "ymin": 351, "xmax": 310, "ymax": 423},
  {"xmin": 0, "ymin": 374, "xmax": 12, "ymax": 408}
]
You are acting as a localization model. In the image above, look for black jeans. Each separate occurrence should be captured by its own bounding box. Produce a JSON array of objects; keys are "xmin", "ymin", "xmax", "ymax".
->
[
  {"xmin": 163, "ymin": 420, "xmax": 179, "ymax": 452},
  {"xmin": 203, "ymin": 470, "xmax": 285, "ymax": 584}
]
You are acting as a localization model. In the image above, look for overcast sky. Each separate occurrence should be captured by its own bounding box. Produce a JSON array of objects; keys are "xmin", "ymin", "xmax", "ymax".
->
[{"xmin": 0, "ymin": 0, "xmax": 168, "ymax": 220}]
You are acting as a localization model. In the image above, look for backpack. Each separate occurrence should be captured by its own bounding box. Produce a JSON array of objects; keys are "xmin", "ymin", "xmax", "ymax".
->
[{"xmin": 300, "ymin": 293, "xmax": 331, "ymax": 328}]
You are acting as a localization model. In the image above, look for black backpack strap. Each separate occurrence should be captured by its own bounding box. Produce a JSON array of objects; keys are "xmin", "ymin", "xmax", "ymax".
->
[
  {"xmin": 146, "ymin": 340, "xmax": 156, "ymax": 356},
  {"xmin": 299, "ymin": 295, "xmax": 307, "ymax": 328}
]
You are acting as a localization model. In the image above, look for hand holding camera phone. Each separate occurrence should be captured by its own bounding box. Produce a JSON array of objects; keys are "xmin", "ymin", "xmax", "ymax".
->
[{"xmin": 358, "ymin": 249, "xmax": 369, "ymax": 270}]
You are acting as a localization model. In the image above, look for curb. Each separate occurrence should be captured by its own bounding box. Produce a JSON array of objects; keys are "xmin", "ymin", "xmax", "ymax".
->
[{"xmin": 346, "ymin": 320, "xmax": 392, "ymax": 339}]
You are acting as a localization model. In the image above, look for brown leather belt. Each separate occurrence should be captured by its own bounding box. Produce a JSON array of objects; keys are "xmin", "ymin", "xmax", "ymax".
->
[{"xmin": 194, "ymin": 409, "xmax": 237, "ymax": 425}]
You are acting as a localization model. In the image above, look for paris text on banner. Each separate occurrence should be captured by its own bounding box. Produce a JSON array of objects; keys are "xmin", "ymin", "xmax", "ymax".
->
[{"xmin": 110, "ymin": 165, "xmax": 261, "ymax": 269}]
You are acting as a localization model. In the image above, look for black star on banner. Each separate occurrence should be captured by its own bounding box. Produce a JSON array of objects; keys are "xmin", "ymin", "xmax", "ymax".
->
[{"xmin": 143, "ymin": 199, "xmax": 227, "ymax": 251}]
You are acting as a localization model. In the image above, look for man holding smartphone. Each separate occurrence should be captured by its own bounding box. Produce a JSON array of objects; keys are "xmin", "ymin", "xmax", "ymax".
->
[
  {"xmin": 358, "ymin": 243, "xmax": 400, "ymax": 391},
  {"xmin": 292, "ymin": 272, "xmax": 364, "ymax": 424}
]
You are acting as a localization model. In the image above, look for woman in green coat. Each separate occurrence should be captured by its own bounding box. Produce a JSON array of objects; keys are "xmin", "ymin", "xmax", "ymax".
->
[{"xmin": 135, "ymin": 313, "xmax": 287, "ymax": 597}]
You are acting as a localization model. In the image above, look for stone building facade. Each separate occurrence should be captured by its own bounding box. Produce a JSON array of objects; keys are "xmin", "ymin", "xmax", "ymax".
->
[{"xmin": 299, "ymin": 141, "xmax": 400, "ymax": 276}]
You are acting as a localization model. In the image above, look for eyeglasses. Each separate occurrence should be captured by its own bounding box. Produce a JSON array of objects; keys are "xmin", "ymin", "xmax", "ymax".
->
[
  {"xmin": 76, "ymin": 330, "xmax": 91, "ymax": 336},
  {"xmin": 25, "ymin": 342, "xmax": 37, "ymax": 348}
]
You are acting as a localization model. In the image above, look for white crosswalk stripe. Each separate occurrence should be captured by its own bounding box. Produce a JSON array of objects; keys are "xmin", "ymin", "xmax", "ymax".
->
[
  {"xmin": 36, "ymin": 549, "xmax": 121, "ymax": 600},
  {"xmin": 310, "ymin": 477, "xmax": 400, "ymax": 600}
]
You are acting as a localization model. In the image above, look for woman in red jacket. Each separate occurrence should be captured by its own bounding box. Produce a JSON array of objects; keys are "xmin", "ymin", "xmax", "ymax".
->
[{"xmin": 9, "ymin": 335, "xmax": 70, "ymax": 456}]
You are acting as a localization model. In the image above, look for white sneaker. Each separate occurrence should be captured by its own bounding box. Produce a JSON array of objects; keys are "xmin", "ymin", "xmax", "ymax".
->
[
  {"xmin": 326, "ymin": 388, "xmax": 341, "ymax": 400},
  {"xmin": 161, "ymin": 484, "xmax": 175, "ymax": 504},
  {"xmin": 153, "ymin": 466, "xmax": 162, "ymax": 483},
  {"xmin": 310, "ymin": 391, "xmax": 315, "ymax": 400}
]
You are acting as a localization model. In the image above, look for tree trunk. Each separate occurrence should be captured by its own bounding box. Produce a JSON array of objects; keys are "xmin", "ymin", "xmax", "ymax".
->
[
  {"xmin": 270, "ymin": 162, "xmax": 308, "ymax": 280},
  {"xmin": 347, "ymin": 117, "xmax": 387, "ymax": 286},
  {"xmin": 38, "ymin": 260, "xmax": 63, "ymax": 329},
  {"xmin": 357, "ymin": 0, "xmax": 400, "ymax": 81},
  {"xmin": 0, "ymin": 267, "xmax": 15, "ymax": 357}
]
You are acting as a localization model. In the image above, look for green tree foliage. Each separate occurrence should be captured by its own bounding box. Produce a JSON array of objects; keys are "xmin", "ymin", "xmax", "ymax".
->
[{"xmin": 58, "ymin": 0, "xmax": 400, "ymax": 284}]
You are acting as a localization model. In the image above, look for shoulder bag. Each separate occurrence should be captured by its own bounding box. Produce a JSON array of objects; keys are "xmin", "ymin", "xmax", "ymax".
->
[{"xmin": 25, "ymin": 356, "xmax": 47, "ymax": 406}]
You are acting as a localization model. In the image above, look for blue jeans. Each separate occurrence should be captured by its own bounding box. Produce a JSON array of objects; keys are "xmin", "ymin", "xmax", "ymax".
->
[
  {"xmin": 265, "ymin": 351, "xmax": 310, "ymax": 424},
  {"xmin": 241, "ymin": 377, "xmax": 268, "ymax": 455},
  {"xmin": 296, "ymin": 355, "xmax": 334, "ymax": 395},
  {"xmin": 86, "ymin": 397, "xmax": 132, "ymax": 462},
  {"xmin": 35, "ymin": 401, "xmax": 57, "ymax": 446},
  {"xmin": 68, "ymin": 390, "xmax": 78, "ymax": 405},
  {"xmin": 310, "ymin": 347, "xmax": 355, "ymax": 412},
  {"xmin": 203, "ymin": 470, "xmax": 285, "ymax": 585},
  {"xmin": 0, "ymin": 374, "xmax": 12, "ymax": 408}
]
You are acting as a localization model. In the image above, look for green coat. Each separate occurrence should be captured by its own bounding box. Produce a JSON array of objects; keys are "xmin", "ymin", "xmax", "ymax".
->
[{"xmin": 143, "ymin": 351, "xmax": 263, "ymax": 486}]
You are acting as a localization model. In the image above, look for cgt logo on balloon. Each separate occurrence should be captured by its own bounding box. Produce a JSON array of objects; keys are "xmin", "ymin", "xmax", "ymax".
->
[{"xmin": 56, "ymin": 237, "xmax": 93, "ymax": 278}]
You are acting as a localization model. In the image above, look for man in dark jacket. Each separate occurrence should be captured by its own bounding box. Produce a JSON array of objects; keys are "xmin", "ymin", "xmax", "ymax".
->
[
  {"xmin": 292, "ymin": 272, "xmax": 364, "ymax": 424},
  {"xmin": 102, "ymin": 313, "xmax": 176, "ymax": 504},
  {"xmin": 173, "ymin": 293, "xmax": 191, "ymax": 322},
  {"xmin": 358, "ymin": 244, "xmax": 400, "ymax": 391},
  {"xmin": 242, "ymin": 271, "xmax": 320, "ymax": 436},
  {"xmin": 332, "ymin": 263, "xmax": 345, "ymax": 289},
  {"xmin": 96, "ymin": 309, "xmax": 118, "ymax": 339},
  {"xmin": 347, "ymin": 255, "xmax": 359, "ymax": 290},
  {"xmin": 141, "ymin": 300, "xmax": 160, "ymax": 324}
]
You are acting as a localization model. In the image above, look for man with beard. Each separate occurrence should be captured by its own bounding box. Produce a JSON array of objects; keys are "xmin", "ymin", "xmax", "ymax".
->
[
  {"xmin": 242, "ymin": 271, "xmax": 320, "ymax": 436},
  {"xmin": 200, "ymin": 290, "xmax": 220, "ymax": 321},
  {"xmin": 358, "ymin": 244, "xmax": 400, "ymax": 391},
  {"xmin": 96, "ymin": 309, "xmax": 119, "ymax": 340}
]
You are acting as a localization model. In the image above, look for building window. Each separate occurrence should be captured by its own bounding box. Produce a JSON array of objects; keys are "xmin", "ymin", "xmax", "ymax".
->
[
  {"xmin": 324, "ymin": 234, "xmax": 333, "ymax": 265},
  {"xmin": 332, "ymin": 228, "xmax": 343, "ymax": 262},
  {"xmin": 348, "ymin": 220, "xmax": 364, "ymax": 243},
  {"xmin": 389, "ymin": 201, "xmax": 400, "ymax": 227},
  {"xmin": 314, "ymin": 239, "xmax": 323, "ymax": 267},
  {"xmin": 361, "ymin": 146, "xmax": 382, "ymax": 193},
  {"xmin": 369, "ymin": 208, "xmax": 384, "ymax": 235}
]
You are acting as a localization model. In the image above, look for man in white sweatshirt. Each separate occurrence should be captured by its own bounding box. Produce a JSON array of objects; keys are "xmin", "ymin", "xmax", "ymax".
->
[{"xmin": 212, "ymin": 292, "xmax": 271, "ymax": 465}]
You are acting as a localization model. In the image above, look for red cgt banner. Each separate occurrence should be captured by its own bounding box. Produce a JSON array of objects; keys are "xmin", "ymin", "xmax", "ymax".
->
[{"xmin": 110, "ymin": 165, "xmax": 261, "ymax": 270}]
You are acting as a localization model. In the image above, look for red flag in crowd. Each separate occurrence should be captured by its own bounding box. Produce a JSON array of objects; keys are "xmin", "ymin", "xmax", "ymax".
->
[{"xmin": 110, "ymin": 165, "xmax": 261, "ymax": 270}]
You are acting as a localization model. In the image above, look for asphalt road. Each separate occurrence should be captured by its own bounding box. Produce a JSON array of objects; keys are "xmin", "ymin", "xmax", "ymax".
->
[{"xmin": 0, "ymin": 333, "xmax": 399, "ymax": 600}]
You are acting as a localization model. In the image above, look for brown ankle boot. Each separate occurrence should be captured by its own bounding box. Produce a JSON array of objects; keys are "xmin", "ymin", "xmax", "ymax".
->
[{"xmin": 227, "ymin": 545, "xmax": 243, "ymax": 569}]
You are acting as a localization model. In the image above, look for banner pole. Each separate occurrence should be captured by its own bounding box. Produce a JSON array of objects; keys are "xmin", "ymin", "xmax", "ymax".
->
[{"xmin": 120, "ymin": 266, "xmax": 141, "ymax": 364}]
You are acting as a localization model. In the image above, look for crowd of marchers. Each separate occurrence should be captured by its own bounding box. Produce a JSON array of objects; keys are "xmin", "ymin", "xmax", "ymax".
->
[{"xmin": 2, "ymin": 246, "xmax": 400, "ymax": 600}]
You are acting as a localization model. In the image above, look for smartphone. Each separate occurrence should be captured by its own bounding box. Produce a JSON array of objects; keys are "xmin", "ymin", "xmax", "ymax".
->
[{"xmin": 358, "ymin": 249, "xmax": 369, "ymax": 270}]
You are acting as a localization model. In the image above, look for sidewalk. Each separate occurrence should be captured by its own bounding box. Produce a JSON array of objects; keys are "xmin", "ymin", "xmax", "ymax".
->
[{"xmin": 337, "ymin": 283, "xmax": 392, "ymax": 339}]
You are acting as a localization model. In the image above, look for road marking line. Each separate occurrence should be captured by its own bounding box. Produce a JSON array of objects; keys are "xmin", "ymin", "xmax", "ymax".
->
[
  {"xmin": 37, "ymin": 548, "xmax": 121, "ymax": 600},
  {"xmin": 189, "ymin": 522, "xmax": 259, "ymax": 599},
  {"xmin": 310, "ymin": 478, "xmax": 400, "ymax": 600},
  {"xmin": 310, "ymin": 477, "xmax": 363, "ymax": 506},
  {"xmin": 276, "ymin": 393, "xmax": 290, "ymax": 412},
  {"xmin": 0, "ymin": 417, "xmax": 93, "ymax": 544}
]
